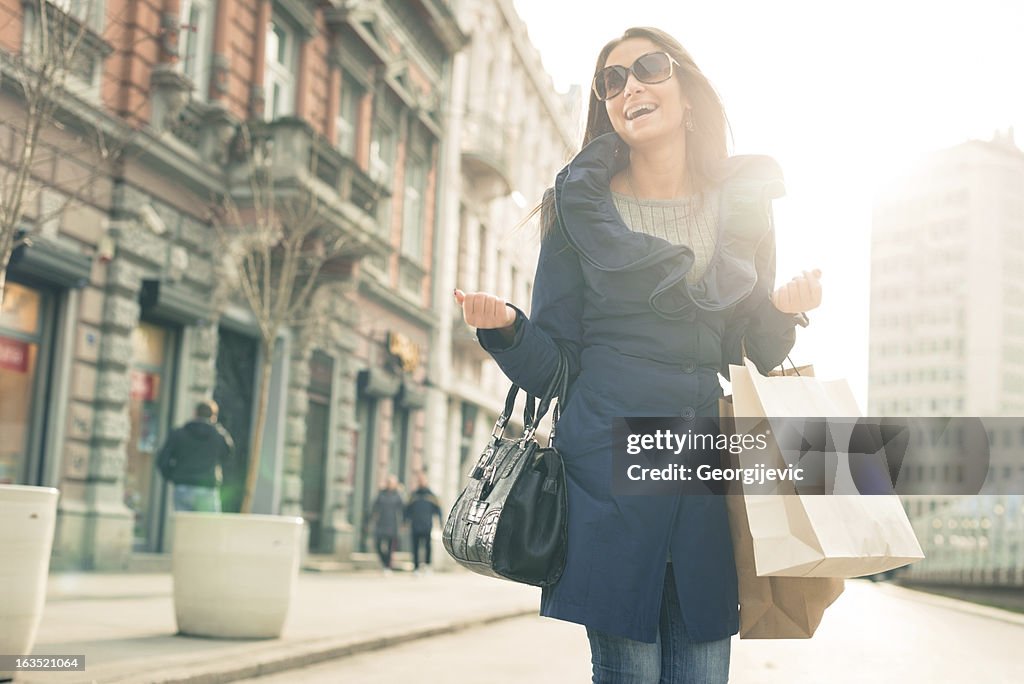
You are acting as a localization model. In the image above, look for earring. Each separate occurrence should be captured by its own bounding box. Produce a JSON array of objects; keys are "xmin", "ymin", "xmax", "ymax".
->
[{"xmin": 684, "ymin": 110, "xmax": 695, "ymax": 132}]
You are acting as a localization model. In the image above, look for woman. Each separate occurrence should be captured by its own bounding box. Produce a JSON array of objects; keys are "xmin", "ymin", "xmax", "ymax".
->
[{"xmin": 455, "ymin": 27, "xmax": 821, "ymax": 683}]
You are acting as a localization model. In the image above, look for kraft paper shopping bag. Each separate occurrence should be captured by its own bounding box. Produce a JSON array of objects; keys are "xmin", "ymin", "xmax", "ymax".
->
[
  {"xmin": 721, "ymin": 395, "xmax": 845, "ymax": 638},
  {"xmin": 729, "ymin": 360, "xmax": 925, "ymax": 578}
]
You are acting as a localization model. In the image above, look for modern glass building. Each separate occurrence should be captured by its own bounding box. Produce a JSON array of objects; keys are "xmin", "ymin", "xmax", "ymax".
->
[{"xmin": 870, "ymin": 131, "xmax": 1024, "ymax": 587}]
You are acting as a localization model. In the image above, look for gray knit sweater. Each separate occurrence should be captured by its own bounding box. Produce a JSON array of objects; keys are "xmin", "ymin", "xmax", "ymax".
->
[{"xmin": 612, "ymin": 190, "xmax": 720, "ymax": 283}]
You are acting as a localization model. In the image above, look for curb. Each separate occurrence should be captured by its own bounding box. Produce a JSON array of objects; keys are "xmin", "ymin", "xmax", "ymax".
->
[{"xmin": 106, "ymin": 607, "xmax": 538, "ymax": 684}]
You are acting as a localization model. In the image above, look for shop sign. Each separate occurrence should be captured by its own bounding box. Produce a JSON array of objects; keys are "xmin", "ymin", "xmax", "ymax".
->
[
  {"xmin": 387, "ymin": 332, "xmax": 421, "ymax": 373},
  {"xmin": 0, "ymin": 336, "xmax": 29, "ymax": 373},
  {"xmin": 130, "ymin": 370, "xmax": 160, "ymax": 401}
]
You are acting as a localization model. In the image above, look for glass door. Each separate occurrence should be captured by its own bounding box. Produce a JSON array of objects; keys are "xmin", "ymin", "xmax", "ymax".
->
[
  {"xmin": 302, "ymin": 350, "xmax": 333, "ymax": 551},
  {"xmin": 351, "ymin": 390, "xmax": 377, "ymax": 552},
  {"xmin": 0, "ymin": 282, "xmax": 49, "ymax": 485},
  {"xmin": 124, "ymin": 321, "xmax": 177, "ymax": 551}
]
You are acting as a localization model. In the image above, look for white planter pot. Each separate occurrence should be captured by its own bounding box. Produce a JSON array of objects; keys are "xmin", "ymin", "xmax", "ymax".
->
[
  {"xmin": 171, "ymin": 512, "xmax": 304, "ymax": 639},
  {"xmin": 0, "ymin": 485, "xmax": 59, "ymax": 679}
]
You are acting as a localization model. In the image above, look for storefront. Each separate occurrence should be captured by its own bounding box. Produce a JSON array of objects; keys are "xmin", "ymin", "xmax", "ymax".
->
[
  {"xmin": 349, "ymin": 368, "xmax": 397, "ymax": 552},
  {"xmin": 345, "ymin": 329, "xmax": 428, "ymax": 554},
  {"xmin": 392, "ymin": 380, "xmax": 427, "ymax": 484},
  {"xmin": 387, "ymin": 331, "xmax": 426, "ymax": 486},
  {"xmin": 0, "ymin": 281, "xmax": 53, "ymax": 485},
  {"xmin": 123, "ymin": 321, "xmax": 179, "ymax": 551}
]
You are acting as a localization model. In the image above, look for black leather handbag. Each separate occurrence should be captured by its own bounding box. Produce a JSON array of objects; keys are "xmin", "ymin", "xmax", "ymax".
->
[{"xmin": 442, "ymin": 353, "xmax": 569, "ymax": 587}]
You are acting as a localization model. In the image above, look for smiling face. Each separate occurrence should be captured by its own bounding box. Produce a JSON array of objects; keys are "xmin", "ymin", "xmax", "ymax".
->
[{"xmin": 602, "ymin": 38, "xmax": 689, "ymax": 151}]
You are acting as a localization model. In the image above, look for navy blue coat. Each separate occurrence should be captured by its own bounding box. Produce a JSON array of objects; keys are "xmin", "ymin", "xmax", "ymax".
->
[{"xmin": 478, "ymin": 133, "xmax": 799, "ymax": 643}]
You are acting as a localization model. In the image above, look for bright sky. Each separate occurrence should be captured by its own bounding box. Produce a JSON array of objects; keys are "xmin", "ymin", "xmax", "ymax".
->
[{"xmin": 512, "ymin": 0, "xmax": 1024, "ymax": 410}]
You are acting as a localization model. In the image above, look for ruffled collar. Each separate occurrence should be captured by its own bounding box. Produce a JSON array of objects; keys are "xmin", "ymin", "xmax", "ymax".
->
[{"xmin": 552, "ymin": 132, "xmax": 785, "ymax": 320}]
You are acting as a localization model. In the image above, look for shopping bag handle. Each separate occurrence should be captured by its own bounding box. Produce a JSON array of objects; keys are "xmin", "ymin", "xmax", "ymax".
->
[
  {"xmin": 740, "ymin": 338, "xmax": 803, "ymax": 377},
  {"xmin": 782, "ymin": 354, "xmax": 802, "ymax": 377}
]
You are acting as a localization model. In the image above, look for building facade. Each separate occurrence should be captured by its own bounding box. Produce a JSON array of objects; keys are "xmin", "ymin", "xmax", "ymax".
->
[
  {"xmin": 425, "ymin": 0, "xmax": 579, "ymax": 544},
  {"xmin": 0, "ymin": 0, "xmax": 465, "ymax": 569},
  {"xmin": 868, "ymin": 130, "xmax": 1024, "ymax": 585}
]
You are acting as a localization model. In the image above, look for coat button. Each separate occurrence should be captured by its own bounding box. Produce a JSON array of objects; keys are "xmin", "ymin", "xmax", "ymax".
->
[
  {"xmin": 681, "ymin": 407, "xmax": 696, "ymax": 420},
  {"xmin": 682, "ymin": 360, "xmax": 697, "ymax": 373}
]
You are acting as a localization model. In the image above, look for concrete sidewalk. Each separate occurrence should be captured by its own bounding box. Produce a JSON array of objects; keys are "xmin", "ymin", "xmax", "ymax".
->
[
  {"xmin": 18, "ymin": 572, "xmax": 1024, "ymax": 684},
  {"xmin": 16, "ymin": 569, "xmax": 538, "ymax": 684}
]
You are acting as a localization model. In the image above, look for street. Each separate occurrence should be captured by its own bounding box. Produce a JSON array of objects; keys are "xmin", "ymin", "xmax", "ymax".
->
[{"xmin": 236, "ymin": 581, "xmax": 1024, "ymax": 684}]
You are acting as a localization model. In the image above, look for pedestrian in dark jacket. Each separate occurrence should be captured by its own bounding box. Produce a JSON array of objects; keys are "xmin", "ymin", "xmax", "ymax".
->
[
  {"xmin": 369, "ymin": 475, "xmax": 404, "ymax": 572},
  {"xmin": 454, "ymin": 27, "xmax": 822, "ymax": 683},
  {"xmin": 404, "ymin": 473, "xmax": 443, "ymax": 574},
  {"xmin": 157, "ymin": 399, "xmax": 234, "ymax": 513}
]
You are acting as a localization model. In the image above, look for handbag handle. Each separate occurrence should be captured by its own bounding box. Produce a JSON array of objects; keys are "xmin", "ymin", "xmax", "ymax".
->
[
  {"xmin": 470, "ymin": 351, "xmax": 568, "ymax": 481},
  {"xmin": 492, "ymin": 349, "xmax": 568, "ymax": 442},
  {"xmin": 520, "ymin": 351, "xmax": 569, "ymax": 439},
  {"xmin": 522, "ymin": 351, "xmax": 570, "ymax": 434}
]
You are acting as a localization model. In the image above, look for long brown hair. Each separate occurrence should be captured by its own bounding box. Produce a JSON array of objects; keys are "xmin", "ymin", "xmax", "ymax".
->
[{"xmin": 540, "ymin": 27, "xmax": 731, "ymax": 239}]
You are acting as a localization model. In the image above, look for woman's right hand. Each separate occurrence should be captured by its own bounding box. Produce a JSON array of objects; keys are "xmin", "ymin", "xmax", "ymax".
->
[{"xmin": 454, "ymin": 289, "xmax": 517, "ymax": 330}]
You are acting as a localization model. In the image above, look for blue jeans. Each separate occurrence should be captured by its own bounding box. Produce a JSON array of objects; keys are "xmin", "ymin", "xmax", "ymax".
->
[
  {"xmin": 173, "ymin": 485, "xmax": 221, "ymax": 512},
  {"xmin": 586, "ymin": 564, "xmax": 731, "ymax": 683}
]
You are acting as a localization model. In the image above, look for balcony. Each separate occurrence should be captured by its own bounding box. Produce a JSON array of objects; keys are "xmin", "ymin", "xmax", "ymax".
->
[
  {"xmin": 229, "ymin": 118, "xmax": 393, "ymax": 260},
  {"xmin": 461, "ymin": 111, "xmax": 513, "ymax": 203}
]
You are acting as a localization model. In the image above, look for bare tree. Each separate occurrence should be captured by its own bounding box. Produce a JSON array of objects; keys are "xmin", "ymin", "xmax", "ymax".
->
[
  {"xmin": 0, "ymin": 0, "xmax": 136, "ymax": 307},
  {"xmin": 213, "ymin": 123, "xmax": 367, "ymax": 514}
]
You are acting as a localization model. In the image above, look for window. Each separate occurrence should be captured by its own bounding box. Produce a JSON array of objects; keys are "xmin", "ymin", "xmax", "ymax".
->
[
  {"xmin": 390, "ymin": 406, "xmax": 411, "ymax": 485},
  {"xmin": 264, "ymin": 18, "xmax": 298, "ymax": 119},
  {"xmin": 477, "ymin": 223, "xmax": 487, "ymax": 292},
  {"xmin": 336, "ymin": 74, "xmax": 364, "ymax": 158},
  {"xmin": 52, "ymin": 0, "xmax": 96, "ymax": 25},
  {"xmin": 369, "ymin": 92, "xmax": 400, "ymax": 233},
  {"xmin": 401, "ymin": 153, "xmax": 428, "ymax": 262},
  {"xmin": 22, "ymin": 0, "xmax": 106, "ymax": 98},
  {"xmin": 368, "ymin": 117, "xmax": 396, "ymax": 231},
  {"xmin": 0, "ymin": 283, "xmax": 46, "ymax": 486},
  {"xmin": 125, "ymin": 321, "xmax": 177, "ymax": 551},
  {"xmin": 456, "ymin": 208, "xmax": 468, "ymax": 290},
  {"xmin": 180, "ymin": 0, "xmax": 215, "ymax": 100},
  {"xmin": 369, "ymin": 100, "xmax": 398, "ymax": 187}
]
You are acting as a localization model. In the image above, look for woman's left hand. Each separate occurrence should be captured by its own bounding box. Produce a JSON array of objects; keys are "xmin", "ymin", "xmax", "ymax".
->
[{"xmin": 772, "ymin": 269, "xmax": 822, "ymax": 314}]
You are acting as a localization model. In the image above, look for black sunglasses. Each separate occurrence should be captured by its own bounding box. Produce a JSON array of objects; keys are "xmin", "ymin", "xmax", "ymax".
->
[{"xmin": 592, "ymin": 51, "xmax": 680, "ymax": 101}]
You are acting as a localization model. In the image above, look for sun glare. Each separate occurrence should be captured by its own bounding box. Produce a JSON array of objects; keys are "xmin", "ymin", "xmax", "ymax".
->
[{"xmin": 511, "ymin": 0, "xmax": 1024, "ymax": 408}]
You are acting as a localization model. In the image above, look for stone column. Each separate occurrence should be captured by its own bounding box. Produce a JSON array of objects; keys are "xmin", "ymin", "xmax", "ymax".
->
[
  {"xmin": 281, "ymin": 342, "xmax": 311, "ymax": 520},
  {"xmin": 74, "ymin": 237, "xmax": 151, "ymax": 569},
  {"xmin": 209, "ymin": 0, "xmax": 233, "ymax": 103},
  {"xmin": 328, "ymin": 354, "xmax": 357, "ymax": 557},
  {"xmin": 83, "ymin": 185, "xmax": 172, "ymax": 569},
  {"xmin": 185, "ymin": 323, "xmax": 219, "ymax": 406},
  {"xmin": 285, "ymin": 284, "xmax": 360, "ymax": 557},
  {"xmin": 426, "ymin": 394, "xmax": 462, "ymax": 572},
  {"xmin": 327, "ymin": 311, "xmax": 359, "ymax": 557}
]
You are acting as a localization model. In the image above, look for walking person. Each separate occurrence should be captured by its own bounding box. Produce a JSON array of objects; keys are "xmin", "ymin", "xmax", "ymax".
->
[
  {"xmin": 454, "ymin": 27, "xmax": 822, "ymax": 683},
  {"xmin": 157, "ymin": 399, "xmax": 234, "ymax": 513},
  {"xmin": 404, "ymin": 473, "xmax": 443, "ymax": 575},
  {"xmin": 369, "ymin": 475, "xmax": 404, "ymax": 574}
]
